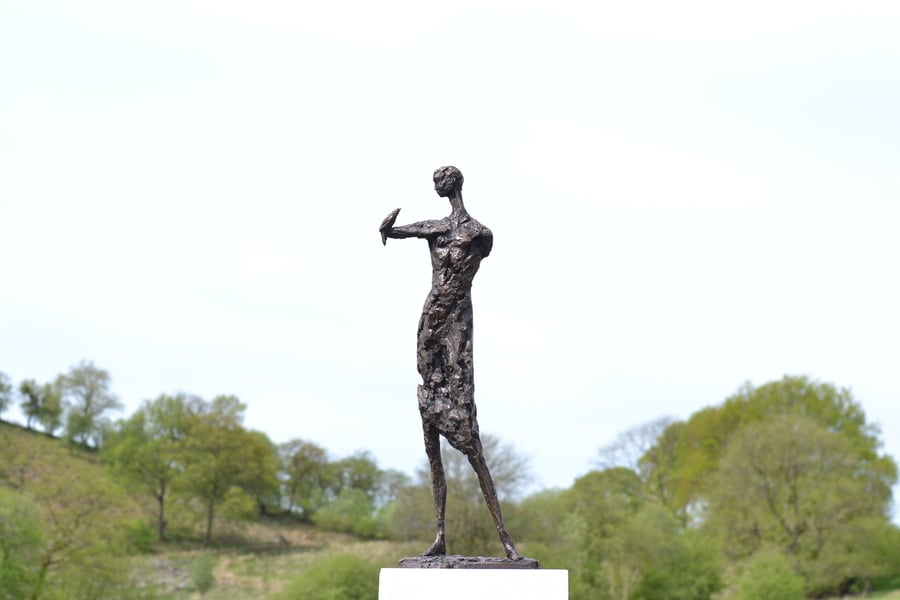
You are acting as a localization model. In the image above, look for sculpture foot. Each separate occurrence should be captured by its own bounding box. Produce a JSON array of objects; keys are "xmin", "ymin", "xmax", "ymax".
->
[
  {"xmin": 421, "ymin": 538, "xmax": 446, "ymax": 557},
  {"xmin": 504, "ymin": 543, "xmax": 524, "ymax": 561}
]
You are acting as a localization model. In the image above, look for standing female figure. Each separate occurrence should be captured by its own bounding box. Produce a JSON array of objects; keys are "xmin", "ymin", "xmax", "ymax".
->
[{"xmin": 380, "ymin": 166, "xmax": 522, "ymax": 560}]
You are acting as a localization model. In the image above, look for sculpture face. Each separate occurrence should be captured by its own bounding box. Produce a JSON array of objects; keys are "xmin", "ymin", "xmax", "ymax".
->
[
  {"xmin": 433, "ymin": 174, "xmax": 455, "ymax": 198},
  {"xmin": 433, "ymin": 166, "xmax": 463, "ymax": 198}
]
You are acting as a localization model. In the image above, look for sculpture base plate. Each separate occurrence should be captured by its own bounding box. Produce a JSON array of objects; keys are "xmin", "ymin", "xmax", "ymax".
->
[
  {"xmin": 398, "ymin": 555, "xmax": 540, "ymax": 569},
  {"xmin": 380, "ymin": 567, "xmax": 567, "ymax": 599}
]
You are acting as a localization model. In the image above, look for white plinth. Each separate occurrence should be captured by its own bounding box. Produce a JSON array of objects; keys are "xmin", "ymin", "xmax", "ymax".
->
[{"xmin": 379, "ymin": 568, "xmax": 568, "ymax": 599}]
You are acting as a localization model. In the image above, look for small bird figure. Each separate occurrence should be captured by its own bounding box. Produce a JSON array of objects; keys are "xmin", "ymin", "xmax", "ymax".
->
[{"xmin": 380, "ymin": 208, "xmax": 400, "ymax": 245}]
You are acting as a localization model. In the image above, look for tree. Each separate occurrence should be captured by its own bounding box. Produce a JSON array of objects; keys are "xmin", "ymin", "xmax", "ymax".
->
[
  {"xmin": 240, "ymin": 430, "xmax": 281, "ymax": 517},
  {"xmin": 374, "ymin": 468, "xmax": 411, "ymax": 511},
  {"xmin": 0, "ymin": 428, "xmax": 141, "ymax": 599},
  {"xmin": 103, "ymin": 393, "xmax": 201, "ymax": 541},
  {"xmin": 595, "ymin": 415, "xmax": 683, "ymax": 511},
  {"xmin": 311, "ymin": 451, "xmax": 387, "ymax": 538},
  {"xmin": 637, "ymin": 419, "xmax": 685, "ymax": 511},
  {"xmin": 596, "ymin": 416, "xmax": 677, "ymax": 474},
  {"xmin": 508, "ymin": 487, "xmax": 571, "ymax": 555},
  {"xmin": 279, "ymin": 439, "xmax": 335, "ymax": 519},
  {"xmin": 563, "ymin": 468, "xmax": 721, "ymax": 600},
  {"xmin": 628, "ymin": 507, "xmax": 721, "ymax": 600},
  {"xmin": 705, "ymin": 415, "xmax": 896, "ymax": 595},
  {"xmin": 0, "ymin": 372, "xmax": 12, "ymax": 417},
  {"xmin": 59, "ymin": 360, "xmax": 122, "ymax": 447},
  {"xmin": 642, "ymin": 376, "xmax": 888, "ymax": 514},
  {"xmin": 178, "ymin": 395, "xmax": 279, "ymax": 547},
  {"xmin": 27, "ymin": 457, "xmax": 134, "ymax": 599},
  {"xmin": 332, "ymin": 450, "xmax": 382, "ymax": 501},
  {"xmin": 564, "ymin": 467, "xmax": 645, "ymax": 600},
  {"xmin": 18, "ymin": 380, "xmax": 63, "ymax": 434}
]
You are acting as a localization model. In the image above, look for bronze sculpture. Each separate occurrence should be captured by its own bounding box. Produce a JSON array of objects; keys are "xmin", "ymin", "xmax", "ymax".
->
[{"xmin": 380, "ymin": 166, "xmax": 523, "ymax": 561}]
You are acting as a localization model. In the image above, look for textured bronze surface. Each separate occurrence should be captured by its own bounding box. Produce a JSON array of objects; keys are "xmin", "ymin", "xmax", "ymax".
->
[
  {"xmin": 380, "ymin": 167, "xmax": 527, "ymax": 562},
  {"xmin": 398, "ymin": 555, "xmax": 541, "ymax": 569}
]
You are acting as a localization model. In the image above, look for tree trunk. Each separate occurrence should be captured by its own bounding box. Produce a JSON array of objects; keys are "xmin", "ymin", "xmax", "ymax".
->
[
  {"xmin": 30, "ymin": 556, "xmax": 51, "ymax": 600},
  {"xmin": 157, "ymin": 490, "xmax": 167, "ymax": 542},
  {"xmin": 204, "ymin": 500, "xmax": 215, "ymax": 548}
]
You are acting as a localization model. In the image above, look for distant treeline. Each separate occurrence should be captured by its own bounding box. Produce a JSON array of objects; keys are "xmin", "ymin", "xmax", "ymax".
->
[{"xmin": 2, "ymin": 366, "xmax": 899, "ymax": 600}]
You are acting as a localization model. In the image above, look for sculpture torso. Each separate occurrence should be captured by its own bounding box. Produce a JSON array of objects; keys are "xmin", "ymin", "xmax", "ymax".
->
[
  {"xmin": 425, "ymin": 215, "xmax": 493, "ymax": 314},
  {"xmin": 416, "ymin": 213, "xmax": 492, "ymax": 452}
]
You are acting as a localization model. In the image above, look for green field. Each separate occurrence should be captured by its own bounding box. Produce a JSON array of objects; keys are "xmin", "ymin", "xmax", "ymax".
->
[{"xmin": 129, "ymin": 521, "xmax": 415, "ymax": 599}]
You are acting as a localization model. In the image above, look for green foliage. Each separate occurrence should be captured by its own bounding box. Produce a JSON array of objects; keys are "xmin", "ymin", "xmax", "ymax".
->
[
  {"xmin": 560, "ymin": 469, "xmax": 721, "ymax": 600},
  {"xmin": 0, "ymin": 371, "xmax": 11, "ymax": 416},
  {"xmin": 380, "ymin": 481, "xmax": 433, "ymax": 544},
  {"xmin": 637, "ymin": 420, "xmax": 685, "ymax": 510},
  {"xmin": 706, "ymin": 415, "xmax": 895, "ymax": 594},
  {"xmin": 103, "ymin": 393, "xmax": 201, "ymax": 541},
  {"xmin": 278, "ymin": 445, "xmax": 398, "ymax": 539},
  {"xmin": 59, "ymin": 359, "xmax": 123, "ymax": 447},
  {"xmin": 19, "ymin": 379, "xmax": 63, "ymax": 434},
  {"xmin": 871, "ymin": 573, "xmax": 900, "ymax": 593},
  {"xmin": 243, "ymin": 430, "xmax": 283, "ymax": 515},
  {"xmin": 123, "ymin": 518, "xmax": 156, "ymax": 554},
  {"xmin": 106, "ymin": 392, "xmax": 282, "ymax": 547},
  {"xmin": 310, "ymin": 451, "xmax": 386, "ymax": 537},
  {"xmin": 5, "ymin": 368, "xmax": 900, "ymax": 600},
  {"xmin": 177, "ymin": 395, "xmax": 280, "ymax": 547},
  {"xmin": 220, "ymin": 486, "xmax": 261, "ymax": 521},
  {"xmin": 615, "ymin": 375, "xmax": 900, "ymax": 597},
  {"xmin": 0, "ymin": 425, "xmax": 144, "ymax": 599},
  {"xmin": 373, "ymin": 468, "xmax": 411, "ymax": 510},
  {"xmin": 279, "ymin": 438, "xmax": 336, "ymax": 519},
  {"xmin": 735, "ymin": 549, "xmax": 805, "ymax": 600},
  {"xmin": 271, "ymin": 554, "xmax": 379, "ymax": 600},
  {"xmin": 332, "ymin": 451, "xmax": 382, "ymax": 500},
  {"xmin": 646, "ymin": 376, "xmax": 889, "ymax": 514},
  {"xmin": 508, "ymin": 487, "xmax": 570, "ymax": 549},
  {"xmin": 630, "ymin": 510, "xmax": 721, "ymax": 600},
  {"xmin": 191, "ymin": 552, "xmax": 217, "ymax": 595},
  {"xmin": 0, "ymin": 487, "xmax": 43, "ymax": 600},
  {"xmin": 313, "ymin": 487, "xmax": 380, "ymax": 538}
]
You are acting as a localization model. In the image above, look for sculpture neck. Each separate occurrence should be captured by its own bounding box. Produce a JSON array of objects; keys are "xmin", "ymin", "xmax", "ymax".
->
[{"xmin": 449, "ymin": 193, "xmax": 467, "ymax": 221}]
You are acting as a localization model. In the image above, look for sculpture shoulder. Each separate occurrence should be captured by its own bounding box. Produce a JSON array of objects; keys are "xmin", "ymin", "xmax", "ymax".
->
[
  {"xmin": 436, "ymin": 216, "xmax": 493, "ymax": 257},
  {"xmin": 468, "ymin": 219, "xmax": 493, "ymax": 258}
]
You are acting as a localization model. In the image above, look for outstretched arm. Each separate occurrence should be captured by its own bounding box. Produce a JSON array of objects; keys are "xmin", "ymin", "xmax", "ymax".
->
[
  {"xmin": 380, "ymin": 208, "xmax": 449, "ymax": 244},
  {"xmin": 388, "ymin": 219, "xmax": 450, "ymax": 239}
]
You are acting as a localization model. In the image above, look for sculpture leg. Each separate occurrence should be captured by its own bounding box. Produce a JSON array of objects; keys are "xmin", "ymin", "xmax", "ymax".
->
[
  {"xmin": 422, "ymin": 424, "xmax": 447, "ymax": 556},
  {"xmin": 466, "ymin": 445, "xmax": 523, "ymax": 560}
]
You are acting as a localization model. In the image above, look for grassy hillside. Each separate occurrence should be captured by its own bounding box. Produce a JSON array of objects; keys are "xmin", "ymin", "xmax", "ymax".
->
[
  {"xmin": 0, "ymin": 420, "xmax": 413, "ymax": 599},
  {"xmin": 130, "ymin": 521, "xmax": 416, "ymax": 599}
]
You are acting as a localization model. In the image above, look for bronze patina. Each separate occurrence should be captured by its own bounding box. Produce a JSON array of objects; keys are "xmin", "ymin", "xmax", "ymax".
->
[{"xmin": 381, "ymin": 167, "xmax": 532, "ymax": 565}]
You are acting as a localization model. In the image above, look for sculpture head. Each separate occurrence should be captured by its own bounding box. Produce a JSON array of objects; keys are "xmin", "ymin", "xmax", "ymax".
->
[{"xmin": 433, "ymin": 166, "xmax": 464, "ymax": 198}]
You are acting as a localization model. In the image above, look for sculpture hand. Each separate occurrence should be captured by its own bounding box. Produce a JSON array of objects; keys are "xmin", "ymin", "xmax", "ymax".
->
[{"xmin": 380, "ymin": 208, "xmax": 401, "ymax": 245}]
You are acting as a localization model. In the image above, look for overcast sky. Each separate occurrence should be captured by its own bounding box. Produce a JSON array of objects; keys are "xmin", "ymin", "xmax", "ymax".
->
[{"xmin": 2, "ymin": 0, "xmax": 899, "ymax": 500}]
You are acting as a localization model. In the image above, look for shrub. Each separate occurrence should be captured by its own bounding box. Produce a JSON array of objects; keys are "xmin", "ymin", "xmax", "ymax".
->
[
  {"xmin": 736, "ymin": 549, "xmax": 804, "ymax": 600},
  {"xmin": 0, "ymin": 489, "xmax": 43, "ymax": 600},
  {"xmin": 124, "ymin": 518, "xmax": 156, "ymax": 554},
  {"xmin": 273, "ymin": 554, "xmax": 380, "ymax": 600},
  {"xmin": 192, "ymin": 551, "xmax": 217, "ymax": 595},
  {"xmin": 312, "ymin": 488, "xmax": 381, "ymax": 538}
]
